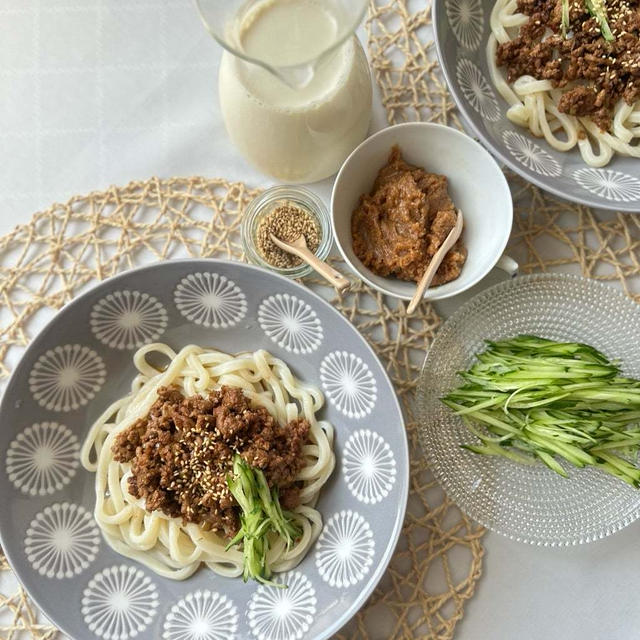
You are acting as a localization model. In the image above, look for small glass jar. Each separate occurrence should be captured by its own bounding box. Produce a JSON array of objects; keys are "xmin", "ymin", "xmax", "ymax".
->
[{"xmin": 241, "ymin": 185, "xmax": 332, "ymax": 279}]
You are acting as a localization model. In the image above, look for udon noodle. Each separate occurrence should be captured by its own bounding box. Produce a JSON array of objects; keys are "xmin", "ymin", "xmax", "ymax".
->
[{"xmin": 81, "ymin": 343, "xmax": 335, "ymax": 580}]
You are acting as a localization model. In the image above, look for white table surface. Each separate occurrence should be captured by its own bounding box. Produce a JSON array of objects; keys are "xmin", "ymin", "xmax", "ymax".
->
[{"xmin": 2, "ymin": 2, "xmax": 640, "ymax": 639}]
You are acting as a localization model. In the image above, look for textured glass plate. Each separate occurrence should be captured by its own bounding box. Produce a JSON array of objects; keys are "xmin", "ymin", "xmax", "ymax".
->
[{"xmin": 417, "ymin": 274, "xmax": 640, "ymax": 546}]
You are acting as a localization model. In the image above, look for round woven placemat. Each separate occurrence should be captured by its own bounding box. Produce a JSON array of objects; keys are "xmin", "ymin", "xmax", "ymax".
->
[{"xmin": 1, "ymin": 1, "xmax": 639, "ymax": 640}]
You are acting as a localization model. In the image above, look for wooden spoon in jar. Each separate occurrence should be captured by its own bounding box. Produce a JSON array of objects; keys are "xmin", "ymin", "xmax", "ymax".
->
[
  {"xmin": 406, "ymin": 209, "xmax": 464, "ymax": 314},
  {"xmin": 270, "ymin": 234, "xmax": 350, "ymax": 291}
]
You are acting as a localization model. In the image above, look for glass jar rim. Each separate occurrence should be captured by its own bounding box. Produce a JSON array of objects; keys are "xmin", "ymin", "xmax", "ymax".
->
[{"xmin": 241, "ymin": 185, "xmax": 332, "ymax": 279}]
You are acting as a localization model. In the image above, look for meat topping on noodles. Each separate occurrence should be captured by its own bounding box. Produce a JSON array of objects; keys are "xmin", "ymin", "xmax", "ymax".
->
[
  {"xmin": 112, "ymin": 385, "xmax": 310, "ymax": 538},
  {"xmin": 496, "ymin": 0, "xmax": 640, "ymax": 131}
]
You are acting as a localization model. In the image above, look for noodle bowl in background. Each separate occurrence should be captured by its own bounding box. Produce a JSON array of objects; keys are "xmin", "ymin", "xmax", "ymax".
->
[
  {"xmin": 434, "ymin": 0, "xmax": 640, "ymax": 210},
  {"xmin": 487, "ymin": 0, "xmax": 640, "ymax": 167},
  {"xmin": 81, "ymin": 343, "xmax": 335, "ymax": 581}
]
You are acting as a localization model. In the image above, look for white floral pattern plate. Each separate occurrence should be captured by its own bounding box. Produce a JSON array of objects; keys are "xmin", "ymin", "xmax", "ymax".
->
[
  {"xmin": 0, "ymin": 259, "xmax": 408, "ymax": 640},
  {"xmin": 435, "ymin": 0, "xmax": 640, "ymax": 211}
]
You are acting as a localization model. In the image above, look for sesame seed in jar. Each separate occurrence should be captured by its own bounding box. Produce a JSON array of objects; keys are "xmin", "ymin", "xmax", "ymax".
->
[{"xmin": 256, "ymin": 201, "xmax": 321, "ymax": 269}]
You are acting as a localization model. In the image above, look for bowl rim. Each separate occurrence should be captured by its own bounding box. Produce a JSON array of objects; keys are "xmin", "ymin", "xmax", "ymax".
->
[
  {"xmin": 0, "ymin": 257, "xmax": 410, "ymax": 640},
  {"xmin": 431, "ymin": 0, "xmax": 638, "ymax": 213},
  {"xmin": 330, "ymin": 121, "xmax": 514, "ymax": 301}
]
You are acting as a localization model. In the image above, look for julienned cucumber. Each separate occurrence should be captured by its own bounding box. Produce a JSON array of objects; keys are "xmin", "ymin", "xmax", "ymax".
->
[
  {"xmin": 584, "ymin": 0, "xmax": 615, "ymax": 41},
  {"xmin": 226, "ymin": 455, "xmax": 301, "ymax": 586},
  {"xmin": 442, "ymin": 335, "xmax": 640, "ymax": 487}
]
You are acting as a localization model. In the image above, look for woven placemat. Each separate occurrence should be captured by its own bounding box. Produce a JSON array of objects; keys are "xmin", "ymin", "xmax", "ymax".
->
[
  {"xmin": 0, "ymin": 174, "xmax": 485, "ymax": 640},
  {"xmin": 1, "ymin": 1, "xmax": 639, "ymax": 640}
]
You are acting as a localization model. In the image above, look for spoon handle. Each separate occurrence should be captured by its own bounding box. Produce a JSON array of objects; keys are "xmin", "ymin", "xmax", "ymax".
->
[
  {"xmin": 298, "ymin": 246, "xmax": 350, "ymax": 291},
  {"xmin": 407, "ymin": 210, "xmax": 463, "ymax": 314},
  {"xmin": 269, "ymin": 233, "xmax": 350, "ymax": 291}
]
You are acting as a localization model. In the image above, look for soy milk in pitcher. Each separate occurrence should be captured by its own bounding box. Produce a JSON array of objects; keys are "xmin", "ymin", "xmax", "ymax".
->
[{"xmin": 210, "ymin": 0, "xmax": 372, "ymax": 182}]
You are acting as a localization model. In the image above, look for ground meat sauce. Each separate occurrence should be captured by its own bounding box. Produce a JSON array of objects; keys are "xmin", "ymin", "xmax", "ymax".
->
[
  {"xmin": 496, "ymin": 0, "xmax": 640, "ymax": 130},
  {"xmin": 351, "ymin": 146, "xmax": 467, "ymax": 285},
  {"xmin": 112, "ymin": 385, "xmax": 310, "ymax": 538}
]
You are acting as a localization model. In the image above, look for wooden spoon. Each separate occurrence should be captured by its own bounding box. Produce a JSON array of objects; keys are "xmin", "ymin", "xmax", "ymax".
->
[
  {"xmin": 270, "ymin": 234, "xmax": 350, "ymax": 291},
  {"xmin": 406, "ymin": 209, "xmax": 464, "ymax": 314}
]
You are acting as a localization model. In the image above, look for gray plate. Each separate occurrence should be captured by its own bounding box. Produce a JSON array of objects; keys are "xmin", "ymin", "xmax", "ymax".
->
[
  {"xmin": 433, "ymin": 0, "xmax": 640, "ymax": 212},
  {"xmin": 0, "ymin": 259, "xmax": 408, "ymax": 640}
]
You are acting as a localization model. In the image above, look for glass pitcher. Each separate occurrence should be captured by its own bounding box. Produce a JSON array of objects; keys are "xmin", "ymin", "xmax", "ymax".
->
[{"xmin": 196, "ymin": 0, "xmax": 373, "ymax": 183}]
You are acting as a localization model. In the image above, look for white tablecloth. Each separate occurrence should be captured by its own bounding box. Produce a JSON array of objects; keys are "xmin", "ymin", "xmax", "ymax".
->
[{"xmin": 1, "ymin": 2, "xmax": 639, "ymax": 639}]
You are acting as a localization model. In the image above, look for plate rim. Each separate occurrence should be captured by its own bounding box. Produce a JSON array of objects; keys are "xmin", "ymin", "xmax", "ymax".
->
[
  {"xmin": 0, "ymin": 257, "xmax": 410, "ymax": 640},
  {"xmin": 417, "ymin": 272, "xmax": 640, "ymax": 546},
  {"xmin": 431, "ymin": 0, "xmax": 639, "ymax": 214}
]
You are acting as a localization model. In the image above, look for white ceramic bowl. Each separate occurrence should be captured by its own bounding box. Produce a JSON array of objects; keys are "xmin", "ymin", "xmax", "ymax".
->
[{"xmin": 331, "ymin": 122, "xmax": 515, "ymax": 301}]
